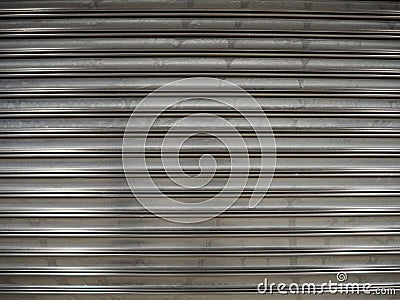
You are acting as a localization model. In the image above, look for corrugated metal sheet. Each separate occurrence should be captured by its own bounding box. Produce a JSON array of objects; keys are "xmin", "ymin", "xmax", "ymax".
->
[{"xmin": 0, "ymin": 0, "xmax": 399, "ymax": 299}]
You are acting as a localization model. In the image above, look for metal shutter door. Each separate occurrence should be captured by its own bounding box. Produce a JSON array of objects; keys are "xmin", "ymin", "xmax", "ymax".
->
[{"xmin": 0, "ymin": 0, "xmax": 399, "ymax": 299}]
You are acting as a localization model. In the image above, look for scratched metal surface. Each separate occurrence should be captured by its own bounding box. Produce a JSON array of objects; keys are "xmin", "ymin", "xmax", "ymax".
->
[{"xmin": 0, "ymin": 0, "xmax": 400, "ymax": 299}]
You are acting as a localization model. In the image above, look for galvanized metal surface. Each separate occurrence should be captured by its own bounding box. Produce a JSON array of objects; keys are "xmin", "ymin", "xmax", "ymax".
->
[{"xmin": 0, "ymin": 0, "xmax": 399, "ymax": 299}]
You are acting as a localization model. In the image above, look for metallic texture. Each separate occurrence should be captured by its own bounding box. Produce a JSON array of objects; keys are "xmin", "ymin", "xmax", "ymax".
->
[{"xmin": 0, "ymin": 0, "xmax": 399, "ymax": 299}]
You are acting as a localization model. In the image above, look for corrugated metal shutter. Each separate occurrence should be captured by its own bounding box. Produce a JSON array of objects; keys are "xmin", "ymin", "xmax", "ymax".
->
[{"xmin": 0, "ymin": 0, "xmax": 399, "ymax": 299}]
